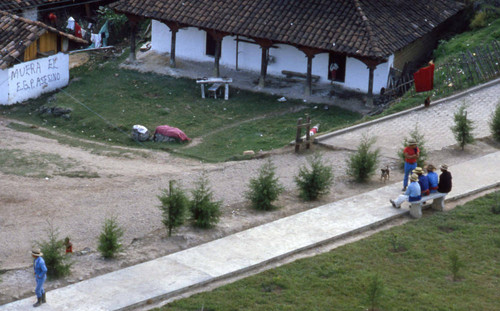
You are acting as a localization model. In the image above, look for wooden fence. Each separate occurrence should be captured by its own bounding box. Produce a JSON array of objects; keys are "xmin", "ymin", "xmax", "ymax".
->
[{"xmin": 382, "ymin": 40, "xmax": 500, "ymax": 103}]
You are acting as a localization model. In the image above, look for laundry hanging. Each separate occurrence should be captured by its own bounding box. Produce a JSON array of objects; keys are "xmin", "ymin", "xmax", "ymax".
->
[{"xmin": 413, "ymin": 63, "xmax": 435, "ymax": 92}]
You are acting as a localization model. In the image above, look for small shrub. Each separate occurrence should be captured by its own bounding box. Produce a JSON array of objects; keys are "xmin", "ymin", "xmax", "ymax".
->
[
  {"xmin": 489, "ymin": 102, "xmax": 500, "ymax": 142},
  {"xmin": 36, "ymin": 222, "xmax": 72, "ymax": 279},
  {"xmin": 189, "ymin": 172, "xmax": 222, "ymax": 228},
  {"xmin": 449, "ymin": 250, "xmax": 464, "ymax": 281},
  {"xmin": 245, "ymin": 160, "xmax": 284, "ymax": 210},
  {"xmin": 365, "ymin": 273, "xmax": 384, "ymax": 311},
  {"xmin": 470, "ymin": 11, "xmax": 488, "ymax": 29},
  {"xmin": 346, "ymin": 134, "xmax": 380, "ymax": 182},
  {"xmin": 398, "ymin": 125, "xmax": 428, "ymax": 168},
  {"xmin": 295, "ymin": 153, "xmax": 334, "ymax": 201},
  {"xmin": 388, "ymin": 233, "xmax": 406, "ymax": 252},
  {"xmin": 451, "ymin": 103, "xmax": 475, "ymax": 150},
  {"xmin": 98, "ymin": 216, "xmax": 124, "ymax": 259},
  {"xmin": 158, "ymin": 180, "xmax": 189, "ymax": 236}
]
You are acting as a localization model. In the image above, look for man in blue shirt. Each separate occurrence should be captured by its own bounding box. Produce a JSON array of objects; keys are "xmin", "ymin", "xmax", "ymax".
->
[
  {"xmin": 426, "ymin": 164, "xmax": 439, "ymax": 193},
  {"xmin": 390, "ymin": 173, "xmax": 421, "ymax": 208},
  {"xmin": 32, "ymin": 248, "xmax": 48, "ymax": 307}
]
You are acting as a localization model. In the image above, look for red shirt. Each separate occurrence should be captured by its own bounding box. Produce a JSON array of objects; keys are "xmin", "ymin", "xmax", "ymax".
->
[{"xmin": 404, "ymin": 146, "xmax": 419, "ymax": 164}]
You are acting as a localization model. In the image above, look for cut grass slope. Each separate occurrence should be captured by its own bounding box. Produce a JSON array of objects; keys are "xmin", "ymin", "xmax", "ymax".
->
[{"xmin": 160, "ymin": 191, "xmax": 500, "ymax": 311}]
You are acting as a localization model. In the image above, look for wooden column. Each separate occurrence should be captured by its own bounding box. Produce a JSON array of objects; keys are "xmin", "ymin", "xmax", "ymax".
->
[
  {"xmin": 206, "ymin": 30, "xmax": 227, "ymax": 78},
  {"xmin": 299, "ymin": 47, "xmax": 323, "ymax": 97},
  {"xmin": 356, "ymin": 57, "xmax": 384, "ymax": 107},
  {"xmin": 164, "ymin": 22, "xmax": 182, "ymax": 68},
  {"xmin": 126, "ymin": 15, "xmax": 142, "ymax": 62},
  {"xmin": 254, "ymin": 39, "xmax": 274, "ymax": 88}
]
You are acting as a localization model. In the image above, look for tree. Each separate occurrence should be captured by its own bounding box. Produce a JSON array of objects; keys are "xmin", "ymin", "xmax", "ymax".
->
[
  {"xmin": 295, "ymin": 153, "xmax": 334, "ymax": 201},
  {"xmin": 365, "ymin": 273, "xmax": 384, "ymax": 311},
  {"xmin": 158, "ymin": 180, "xmax": 189, "ymax": 236},
  {"xmin": 451, "ymin": 103, "xmax": 475, "ymax": 150},
  {"xmin": 98, "ymin": 216, "xmax": 124, "ymax": 259},
  {"xmin": 245, "ymin": 160, "xmax": 284, "ymax": 210},
  {"xmin": 189, "ymin": 172, "xmax": 222, "ymax": 228},
  {"xmin": 398, "ymin": 125, "xmax": 428, "ymax": 168},
  {"xmin": 36, "ymin": 222, "xmax": 72, "ymax": 279},
  {"xmin": 489, "ymin": 102, "xmax": 500, "ymax": 142},
  {"xmin": 346, "ymin": 134, "xmax": 380, "ymax": 182}
]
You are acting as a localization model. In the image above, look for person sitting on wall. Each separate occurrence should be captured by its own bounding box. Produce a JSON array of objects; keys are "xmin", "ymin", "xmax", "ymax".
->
[
  {"xmin": 413, "ymin": 167, "xmax": 430, "ymax": 196},
  {"xmin": 438, "ymin": 164, "xmax": 452, "ymax": 193},
  {"xmin": 390, "ymin": 173, "xmax": 421, "ymax": 208},
  {"xmin": 426, "ymin": 164, "xmax": 439, "ymax": 193}
]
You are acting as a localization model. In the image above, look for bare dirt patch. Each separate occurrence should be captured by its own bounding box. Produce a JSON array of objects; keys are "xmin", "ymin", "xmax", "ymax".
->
[{"xmin": 0, "ymin": 116, "xmax": 498, "ymax": 305}]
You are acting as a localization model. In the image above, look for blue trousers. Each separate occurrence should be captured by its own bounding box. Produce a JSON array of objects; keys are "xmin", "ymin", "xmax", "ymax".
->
[
  {"xmin": 35, "ymin": 275, "xmax": 46, "ymax": 298},
  {"xmin": 403, "ymin": 162, "xmax": 417, "ymax": 188}
]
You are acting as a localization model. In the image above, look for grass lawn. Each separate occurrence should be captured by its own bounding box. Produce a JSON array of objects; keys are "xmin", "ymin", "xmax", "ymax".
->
[
  {"xmin": 159, "ymin": 191, "xmax": 500, "ymax": 311},
  {"xmin": 0, "ymin": 52, "xmax": 360, "ymax": 162}
]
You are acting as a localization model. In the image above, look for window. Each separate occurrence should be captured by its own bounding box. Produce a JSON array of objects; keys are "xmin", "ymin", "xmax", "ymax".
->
[{"xmin": 328, "ymin": 53, "xmax": 346, "ymax": 82}]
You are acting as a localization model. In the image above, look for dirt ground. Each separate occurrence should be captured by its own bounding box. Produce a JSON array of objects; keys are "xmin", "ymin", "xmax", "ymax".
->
[
  {"xmin": 1, "ymin": 115, "xmax": 498, "ymax": 305},
  {"xmin": 1, "ymin": 51, "xmax": 499, "ymax": 304}
]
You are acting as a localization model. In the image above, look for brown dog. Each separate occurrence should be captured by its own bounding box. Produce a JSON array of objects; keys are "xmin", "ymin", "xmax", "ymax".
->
[{"xmin": 380, "ymin": 165, "xmax": 390, "ymax": 183}]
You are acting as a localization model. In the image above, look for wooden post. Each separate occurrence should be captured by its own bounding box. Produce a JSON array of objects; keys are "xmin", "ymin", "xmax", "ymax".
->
[
  {"xmin": 214, "ymin": 39, "xmax": 221, "ymax": 77},
  {"xmin": 170, "ymin": 28, "xmax": 178, "ymax": 68},
  {"xmin": 305, "ymin": 55, "xmax": 313, "ymax": 97},
  {"xmin": 295, "ymin": 118, "xmax": 303, "ymax": 153},
  {"xmin": 305, "ymin": 115, "xmax": 311, "ymax": 150},
  {"xmin": 258, "ymin": 46, "xmax": 268, "ymax": 88},
  {"xmin": 126, "ymin": 15, "xmax": 142, "ymax": 62}
]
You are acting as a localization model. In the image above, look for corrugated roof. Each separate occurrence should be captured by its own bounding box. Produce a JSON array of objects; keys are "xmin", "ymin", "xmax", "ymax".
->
[
  {"xmin": 0, "ymin": 9, "xmax": 88, "ymax": 69},
  {"xmin": 110, "ymin": 0, "xmax": 464, "ymax": 60}
]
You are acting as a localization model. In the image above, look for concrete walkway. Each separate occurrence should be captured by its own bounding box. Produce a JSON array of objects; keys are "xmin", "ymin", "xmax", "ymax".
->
[{"xmin": 1, "ymin": 151, "xmax": 499, "ymax": 310}]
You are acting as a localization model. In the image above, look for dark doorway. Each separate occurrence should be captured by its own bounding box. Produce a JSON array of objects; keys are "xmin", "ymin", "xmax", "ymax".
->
[
  {"xmin": 328, "ymin": 53, "xmax": 346, "ymax": 82},
  {"xmin": 206, "ymin": 33, "xmax": 216, "ymax": 56}
]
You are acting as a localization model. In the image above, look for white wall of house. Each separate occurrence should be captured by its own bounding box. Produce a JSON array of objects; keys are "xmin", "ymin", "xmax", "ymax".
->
[
  {"xmin": 2, "ymin": 53, "xmax": 69, "ymax": 105},
  {"xmin": 0, "ymin": 69, "xmax": 8, "ymax": 105},
  {"xmin": 22, "ymin": 8, "xmax": 38, "ymax": 21},
  {"xmin": 151, "ymin": 20, "xmax": 391, "ymax": 94}
]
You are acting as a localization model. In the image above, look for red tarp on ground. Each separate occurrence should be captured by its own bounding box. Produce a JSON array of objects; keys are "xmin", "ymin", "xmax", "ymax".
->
[
  {"xmin": 154, "ymin": 125, "xmax": 190, "ymax": 141},
  {"xmin": 413, "ymin": 63, "xmax": 435, "ymax": 92}
]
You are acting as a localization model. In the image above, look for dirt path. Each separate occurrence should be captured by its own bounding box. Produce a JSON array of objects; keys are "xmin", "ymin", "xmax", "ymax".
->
[{"xmin": 0, "ymin": 116, "xmax": 498, "ymax": 305}]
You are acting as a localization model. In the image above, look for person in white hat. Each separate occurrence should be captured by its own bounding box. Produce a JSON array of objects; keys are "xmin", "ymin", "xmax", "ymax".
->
[
  {"xmin": 31, "ymin": 248, "xmax": 47, "ymax": 307},
  {"xmin": 438, "ymin": 164, "xmax": 452, "ymax": 193},
  {"xmin": 390, "ymin": 173, "xmax": 421, "ymax": 208}
]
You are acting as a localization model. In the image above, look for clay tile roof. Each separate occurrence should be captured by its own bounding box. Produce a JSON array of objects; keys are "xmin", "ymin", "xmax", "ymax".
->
[
  {"xmin": 111, "ymin": 0, "xmax": 464, "ymax": 60},
  {"xmin": 0, "ymin": 0, "xmax": 103, "ymax": 12},
  {"xmin": 0, "ymin": 10, "xmax": 88, "ymax": 69}
]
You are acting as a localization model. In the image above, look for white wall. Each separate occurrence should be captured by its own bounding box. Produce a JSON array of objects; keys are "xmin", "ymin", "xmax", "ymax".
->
[
  {"xmin": 151, "ymin": 20, "xmax": 391, "ymax": 94},
  {"xmin": 0, "ymin": 69, "xmax": 8, "ymax": 105},
  {"xmin": 22, "ymin": 8, "xmax": 38, "ymax": 21},
  {"xmin": 6, "ymin": 53, "xmax": 69, "ymax": 105}
]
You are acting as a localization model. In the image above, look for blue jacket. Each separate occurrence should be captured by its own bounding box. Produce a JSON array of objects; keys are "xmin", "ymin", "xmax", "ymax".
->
[
  {"xmin": 427, "ymin": 171, "xmax": 438, "ymax": 192},
  {"xmin": 34, "ymin": 256, "xmax": 47, "ymax": 279},
  {"xmin": 418, "ymin": 175, "xmax": 430, "ymax": 193},
  {"xmin": 406, "ymin": 181, "xmax": 421, "ymax": 202}
]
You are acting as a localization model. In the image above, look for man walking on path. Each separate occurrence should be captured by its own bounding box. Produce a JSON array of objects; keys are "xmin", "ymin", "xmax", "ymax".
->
[
  {"xmin": 402, "ymin": 139, "xmax": 420, "ymax": 191},
  {"xmin": 31, "ymin": 249, "xmax": 47, "ymax": 307}
]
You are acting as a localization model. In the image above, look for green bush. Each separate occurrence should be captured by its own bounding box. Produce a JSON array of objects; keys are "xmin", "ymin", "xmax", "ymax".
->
[
  {"xmin": 489, "ymin": 102, "xmax": 500, "ymax": 142},
  {"xmin": 451, "ymin": 103, "xmax": 475, "ymax": 150},
  {"xmin": 98, "ymin": 216, "xmax": 124, "ymax": 259},
  {"xmin": 398, "ymin": 125, "xmax": 428, "ymax": 168},
  {"xmin": 158, "ymin": 180, "xmax": 189, "ymax": 236},
  {"xmin": 346, "ymin": 134, "xmax": 380, "ymax": 182},
  {"xmin": 295, "ymin": 153, "xmax": 334, "ymax": 201},
  {"xmin": 365, "ymin": 273, "xmax": 384, "ymax": 311},
  {"xmin": 37, "ymin": 222, "xmax": 72, "ymax": 279},
  {"xmin": 449, "ymin": 250, "xmax": 464, "ymax": 281},
  {"xmin": 245, "ymin": 160, "xmax": 284, "ymax": 210},
  {"xmin": 189, "ymin": 172, "xmax": 222, "ymax": 228},
  {"xmin": 470, "ymin": 11, "xmax": 488, "ymax": 29}
]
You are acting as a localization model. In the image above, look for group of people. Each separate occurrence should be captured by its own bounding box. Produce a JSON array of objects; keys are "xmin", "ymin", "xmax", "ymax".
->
[{"xmin": 390, "ymin": 140, "xmax": 452, "ymax": 209}]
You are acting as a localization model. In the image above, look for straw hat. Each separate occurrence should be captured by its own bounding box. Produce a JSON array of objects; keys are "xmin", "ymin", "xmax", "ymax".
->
[
  {"xmin": 413, "ymin": 167, "xmax": 424, "ymax": 174},
  {"xmin": 440, "ymin": 164, "xmax": 448, "ymax": 170},
  {"xmin": 410, "ymin": 173, "xmax": 419, "ymax": 182},
  {"xmin": 408, "ymin": 139, "xmax": 417, "ymax": 145},
  {"xmin": 426, "ymin": 164, "xmax": 436, "ymax": 171},
  {"xmin": 31, "ymin": 248, "xmax": 43, "ymax": 257}
]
